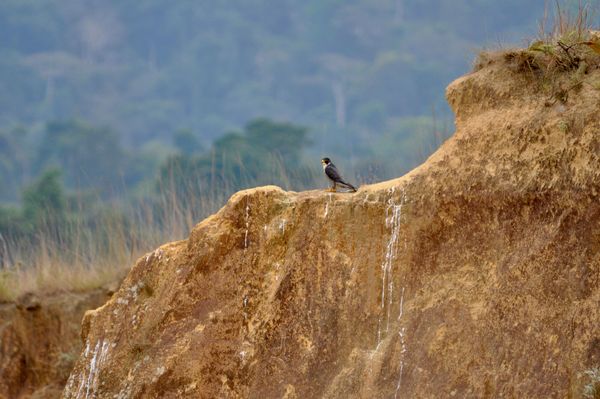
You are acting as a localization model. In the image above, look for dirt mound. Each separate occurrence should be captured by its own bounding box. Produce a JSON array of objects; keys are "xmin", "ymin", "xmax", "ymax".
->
[
  {"xmin": 63, "ymin": 54, "xmax": 600, "ymax": 398},
  {"xmin": 0, "ymin": 290, "xmax": 112, "ymax": 398}
]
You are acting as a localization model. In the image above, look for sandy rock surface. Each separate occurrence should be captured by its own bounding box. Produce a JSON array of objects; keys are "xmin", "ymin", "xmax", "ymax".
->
[
  {"xmin": 0, "ymin": 290, "xmax": 111, "ymax": 399},
  {"xmin": 62, "ymin": 57, "xmax": 600, "ymax": 398}
]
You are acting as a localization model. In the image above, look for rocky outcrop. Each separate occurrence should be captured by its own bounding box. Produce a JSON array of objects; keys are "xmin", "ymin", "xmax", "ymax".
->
[
  {"xmin": 0, "ymin": 290, "xmax": 112, "ymax": 398},
  {"xmin": 63, "ymin": 54, "xmax": 600, "ymax": 398}
]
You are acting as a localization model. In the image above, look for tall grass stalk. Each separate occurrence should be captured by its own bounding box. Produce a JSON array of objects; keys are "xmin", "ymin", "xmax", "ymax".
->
[
  {"xmin": 539, "ymin": 0, "xmax": 596, "ymax": 43},
  {"xmin": 0, "ymin": 164, "xmax": 321, "ymax": 302}
]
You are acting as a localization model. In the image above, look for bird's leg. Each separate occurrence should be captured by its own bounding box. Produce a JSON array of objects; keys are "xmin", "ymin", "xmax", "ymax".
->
[{"xmin": 326, "ymin": 182, "xmax": 336, "ymax": 192}]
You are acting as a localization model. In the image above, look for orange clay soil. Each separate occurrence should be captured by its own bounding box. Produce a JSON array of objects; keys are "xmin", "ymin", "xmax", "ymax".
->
[
  {"xmin": 0, "ymin": 289, "xmax": 113, "ymax": 399},
  {"xmin": 57, "ymin": 53, "xmax": 600, "ymax": 398}
]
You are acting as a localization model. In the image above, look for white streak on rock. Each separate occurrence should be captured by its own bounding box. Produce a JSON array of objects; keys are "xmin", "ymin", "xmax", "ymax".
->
[
  {"xmin": 324, "ymin": 193, "xmax": 332, "ymax": 217},
  {"xmin": 244, "ymin": 202, "xmax": 250, "ymax": 249},
  {"xmin": 394, "ymin": 288, "xmax": 408, "ymax": 398},
  {"xmin": 377, "ymin": 188, "xmax": 406, "ymax": 345},
  {"xmin": 279, "ymin": 219, "xmax": 287, "ymax": 233},
  {"xmin": 64, "ymin": 339, "xmax": 111, "ymax": 399}
]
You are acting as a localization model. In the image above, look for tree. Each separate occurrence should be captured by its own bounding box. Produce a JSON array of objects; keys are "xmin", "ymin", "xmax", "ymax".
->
[
  {"xmin": 173, "ymin": 129, "xmax": 203, "ymax": 156},
  {"xmin": 157, "ymin": 118, "xmax": 313, "ymax": 203},
  {"xmin": 0, "ymin": 126, "xmax": 29, "ymax": 201},
  {"xmin": 35, "ymin": 120, "xmax": 125, "ymax": 195},
  {"xmin": 22, "ymin": 168, "xmax": 66, "ymax": 227},
  {"xmin": 245, "ymin": 118, "xmax": 310, "ymax": 166}
]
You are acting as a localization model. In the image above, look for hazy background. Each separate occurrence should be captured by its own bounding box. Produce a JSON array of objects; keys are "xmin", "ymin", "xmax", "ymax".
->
[
  {"xmin": 0, "ymin": 1, "xmax": 548, "ymax": 193},
  {"xmin": 0, "ymin": 1, "xmax": 560, "ymax": 270}
]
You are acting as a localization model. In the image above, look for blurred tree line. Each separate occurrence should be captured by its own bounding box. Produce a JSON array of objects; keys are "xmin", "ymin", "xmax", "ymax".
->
[
  {"xmin": 159, "ymin": 118, "xmax": 313, "ymax": 200},
  {"xmin": 0, "ymin": 117, "xmax": 315, "ymax": 247},
  {"xmin": 0, "ymin": 1, "xmax": 549, "ymax": 251},
  {"xmin": 0, "ymin": 1, "xmax": 544, "ymax": 177}
]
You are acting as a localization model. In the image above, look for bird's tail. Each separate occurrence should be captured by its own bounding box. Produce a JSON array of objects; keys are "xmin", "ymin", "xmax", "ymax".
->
[{"xmin": 339, "ymin": 181, "xmax": 357, "ymax": 192}]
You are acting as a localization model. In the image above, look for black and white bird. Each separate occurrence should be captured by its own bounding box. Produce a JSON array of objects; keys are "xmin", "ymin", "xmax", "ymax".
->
[{"xmin": 321, "ymin": 157, "xmax": 357, "ymax": 192}]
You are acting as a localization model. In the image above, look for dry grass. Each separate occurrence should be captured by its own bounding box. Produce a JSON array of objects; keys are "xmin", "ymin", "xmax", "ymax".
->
[
  {"xmin": 473, "ymin": 1, "xmax": 600, "ymax": 107},
  {"xmin": 0, "ymin": 164, "xmax": 321, "ymax": 302},
  {"xmin": 538, "ymin": 0, "xmax": 595, "ymax": 44},
  {"xmin": 0, "ymin": 190, "xmax": 220, "ymax": 302},
  {"xmin": 530, "ymin": 0, "xmax": 599, "ymax": 69},
  {"xmin": 2, "ymin": 260, "xmax": 126, "ymax": 300},
  {"xmin": 1, "ymin": 221, "xmax": 141, "ymax": 302},
  {"xmin": 476, "ymin": 1, "xmax": 599, "ymax": 71}
]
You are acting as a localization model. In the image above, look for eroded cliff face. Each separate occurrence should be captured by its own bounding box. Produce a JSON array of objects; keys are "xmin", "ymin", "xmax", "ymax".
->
[
  {"xmin": 63, "ymin": 56, "xmax": 600, "ymax": 398},
  {"xmin": 0, "ymin": 290, "xmax": 112, "ymax": 399}
]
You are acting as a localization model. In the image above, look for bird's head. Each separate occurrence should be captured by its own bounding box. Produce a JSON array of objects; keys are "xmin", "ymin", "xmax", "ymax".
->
[{"xmin": 321, "ymin": 157, "xmax": 331, "ymax": 166}]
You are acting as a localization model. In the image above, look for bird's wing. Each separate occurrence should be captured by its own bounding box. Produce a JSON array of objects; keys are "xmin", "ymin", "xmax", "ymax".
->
[{"xmin": 325, "ymin": 164, "xmax": 343, "ymax": 182}]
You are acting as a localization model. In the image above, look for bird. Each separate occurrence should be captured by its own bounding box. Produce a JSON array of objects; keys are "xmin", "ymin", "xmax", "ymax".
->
[{"xmin": 321, "ymin": 157, "xmax": 357, "ymax": 192}]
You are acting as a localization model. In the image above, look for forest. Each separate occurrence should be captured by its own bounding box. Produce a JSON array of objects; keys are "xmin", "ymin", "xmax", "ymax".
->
[{"xmin": 0, "ymin": 1, "xmax": 554, "ymax": 291}]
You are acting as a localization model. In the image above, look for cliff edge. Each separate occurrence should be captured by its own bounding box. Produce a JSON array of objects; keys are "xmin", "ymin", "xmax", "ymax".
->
[{"xmin": 63, "ymin": 52, "xmax": 600, "ymax": 398}]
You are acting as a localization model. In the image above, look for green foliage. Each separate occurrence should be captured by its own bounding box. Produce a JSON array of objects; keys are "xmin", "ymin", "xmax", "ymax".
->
[
  {"xmin": 210, "ymin": 132, "xmax": 259, "ymax": 186},
  {"xmin": 0, "ymin": 1, "xmax": 547, "ymax": 190},
  {"xmin": 529, "ymin": 41, "xmax": 556, "ymax": 55},
  {"xmin": 245, "ymin": 118, "xmax": 310, "ymax": 166},
  {"xmin": 22, "ymin": 168, "xmax": 66, "ymax": 228},
  {"xmin": 173, "ymin": 129, "xmax": 202, "ymax": 156},
  {"xmin": 36, "ymin": 120, "xmax": 126, "ymax": 194},
  {"xmin": 0, "ymin": 205, "xmax": 24, "ymax": 238},
  {"xmin": 0, "ymin": 168, "xmax": 67, "ymax": 242},
  {"xmin": 529, "ymin": 1, "xmax": 600, "ymax": 75},
  {"xmin": 0, "ymin": 2, "xmax": 566, "ymax": 289},
  {"xmin": 157, "ymin": 154, "xmax": 208, "ymax": 202},
  {"xmin": 0, "ymin": 126, "xmax": 29, "ymax": 201},
  {"xmin": 158, "ymin": 118, "xmax": 315, "ymax": 202}
]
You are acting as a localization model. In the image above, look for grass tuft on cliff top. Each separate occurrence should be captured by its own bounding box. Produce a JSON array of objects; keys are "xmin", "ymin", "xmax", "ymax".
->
[
  {"xmin": 473, "ymin": 1, "xmax": 600, "ymax": 107},
  {"xmin": 475, "ymin": 1, "xmax": 600, "ymax": 74}
]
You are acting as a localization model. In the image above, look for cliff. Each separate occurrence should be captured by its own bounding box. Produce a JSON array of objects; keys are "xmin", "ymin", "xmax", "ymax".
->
[
  {"xmin": 62, "ymin": 52, "xmax": 600, "ymax": 398},
  {"xmin": 0, "ymin": 290, "xmax": 112, "ymax": 398}
]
